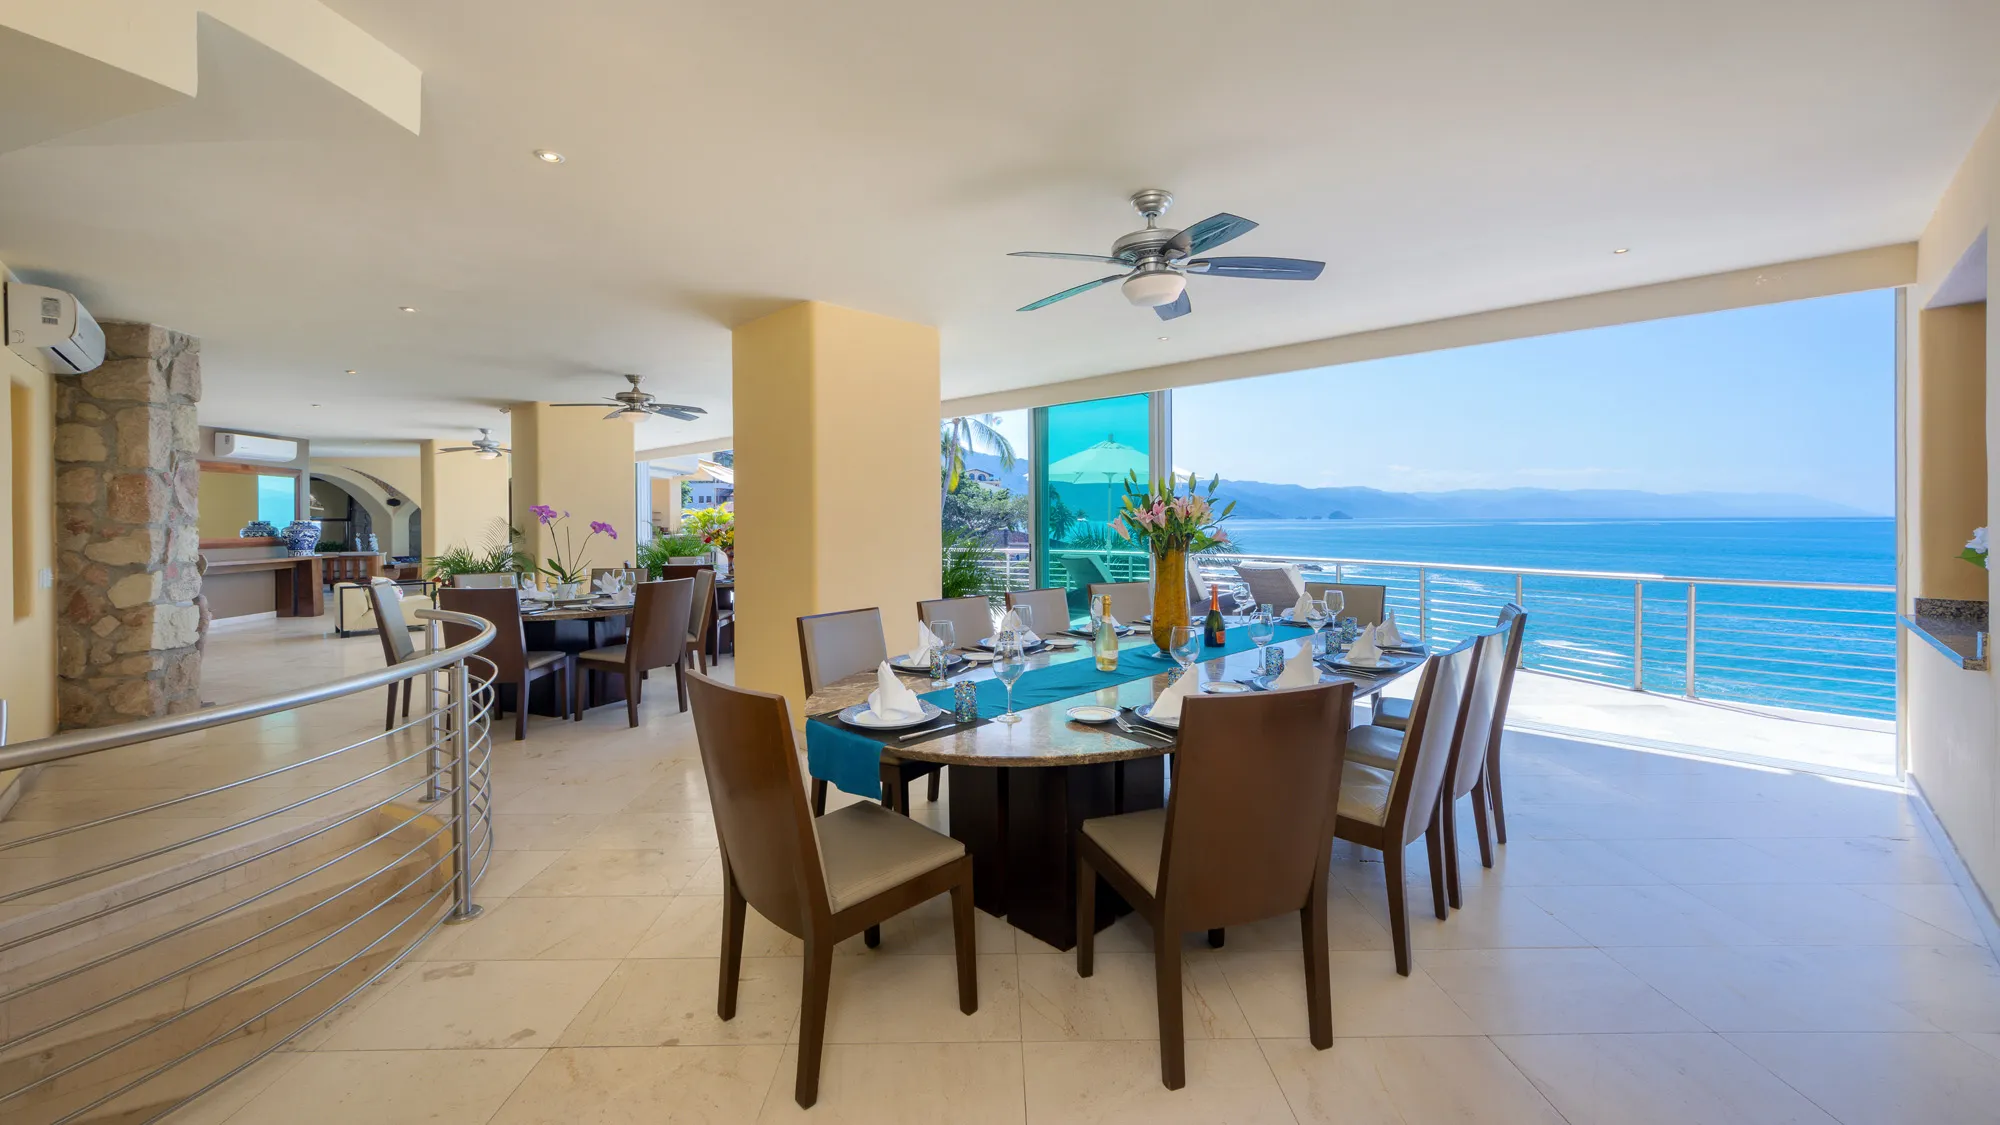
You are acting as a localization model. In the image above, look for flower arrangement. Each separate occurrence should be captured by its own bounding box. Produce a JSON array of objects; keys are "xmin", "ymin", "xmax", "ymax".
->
[
  {"xmin": 1963, "ymin": 527, "xmax": 1988, "ymax": 570},
  {"xmin": 686, "ymin": 506, "xmax": 735, "ymax": 557},
  {"xmin": 530, "ymin": 504, "xmax": 616, "ymax": 587},
  {"xmin": 1111, "ymin": 471, "xmax": 1235, "ymax": 553}
]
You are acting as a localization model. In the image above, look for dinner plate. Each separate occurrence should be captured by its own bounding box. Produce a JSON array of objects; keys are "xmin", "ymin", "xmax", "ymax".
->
[
  {"xmin": 1046, "ymin": 639, "xmax": 1079, "ymax": 650},
  {"xmin": 976, "ymin": 636, "xmax": 1048, "ymax": 653},
  {"xmin": 836, "ymin": 700, "xmax": 946, "ymax": 731},
  {"xmin": 889, "ymin": 653, "xmax": 969, "ymax": 674},
  {"xmin": 1200, "ymin": 681, "xmax": 1249, "ymax": 694},
  {"xmin": 962, "ymin": 652, "xmax": 997, "ymax": 664},
  {"xmin": 1066, "ymin": 705, "xmax": 1119, "ymax": 724},
  {"xmin": 1131, "ymin": 702, "xmax": 1179, "ymax": 730},
  {"xmin": 1325, "ymin": 657, "xmax": 1417, "ymax": 674}
]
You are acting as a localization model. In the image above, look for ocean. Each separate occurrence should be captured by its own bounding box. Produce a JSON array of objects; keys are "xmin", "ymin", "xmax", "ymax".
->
[{"xmin": 1207, "ymin": 518, "xmax": 1898, "ymax": 720}]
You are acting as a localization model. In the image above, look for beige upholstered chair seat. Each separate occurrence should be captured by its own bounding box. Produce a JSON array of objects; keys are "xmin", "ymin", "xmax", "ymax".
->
[
  {"xmin": 1344, "ymin": 723, "xmax": 1405, "ymax": 771},
  {"xmin": 524, "ymin": 649, "xmax": 569, "ymax": 671},
  {"xmin": 813, "ymin": 802, "xmax": 965, "ymax": 913},
  {"xmin": 577, "ymin": 643, "xmax": 627, "ymax": 667},
  {"xmin": 1337, "ymin": 762, "xmax": 1396, "ymax": 826},
  {"xmin": 1078, "ymin": 808, "xmax": 1166, "ymax": 895},
  {"xmin": 1371, "ymin": 695, "xmax": 1412, "ymax": 731}
]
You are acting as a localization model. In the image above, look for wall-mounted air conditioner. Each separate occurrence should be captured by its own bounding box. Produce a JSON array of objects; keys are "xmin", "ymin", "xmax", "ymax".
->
[
  {"xmin": 5, "ymin": 282, "xmax": 104, "ymax": 375},
  {"xmin": 212, "ymin": 432, "xmax": 299, "ymax": 463}
]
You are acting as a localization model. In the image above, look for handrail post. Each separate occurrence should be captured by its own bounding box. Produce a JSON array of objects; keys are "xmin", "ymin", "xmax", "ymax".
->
[
  {"xmin": 1683, "ymin": 584, "xmax": 1698, "ymax": 699},
  {"xmin": 1514, "ymin": 572, "xmax": 1524, "ymax": 606},
  {"xmin": 1631, "ymin": 580, "xmax": 1645, "ymax": 691},
  {"xmin": 1417, "ymin": 567, "xmax": 1429, "ymax": 641},
  {"xmin": 424, "ymin": 615, "xmax": 443, "ymax": 804},
  {"xmin": 445, "ymin": 656, "xmax": 482, "ymax": 924}
]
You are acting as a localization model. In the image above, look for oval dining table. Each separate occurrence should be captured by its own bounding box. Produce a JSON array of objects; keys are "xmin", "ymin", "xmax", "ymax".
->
[
  {"xmin": 803, "ymin": 628, "xmax": 1423, "ymax": 951},
  {"xmin": 519, "ymin": 598, "xmax": 634, "ymax": 713}
]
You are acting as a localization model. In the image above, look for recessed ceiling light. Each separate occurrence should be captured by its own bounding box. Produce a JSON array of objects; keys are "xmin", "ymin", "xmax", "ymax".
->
[
  {"xmin": 1612, "ymin": 247, "xmax": 1630, "ymax": 254},
  {"xmin": 344, "ymin": 369, "xmax": 357, "ymax": 375},
  {"xmin": 533, "ymin": 149, "xmax": 565, "ymax": 164},
  {"xmin": 399, "ymin": 306, "xmax": 418, "ymax": 313},
  {"xmin": 1157, "ymin": 336, "xmax": 1170, "ymax": 341},
  {"xmin": 310, "ymin": 403, "xmax": 322, "ymax": 408}
]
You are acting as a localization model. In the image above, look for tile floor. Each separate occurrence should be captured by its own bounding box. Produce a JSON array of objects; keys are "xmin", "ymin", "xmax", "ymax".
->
[{"xmin": 113, "ymin": 619, "xmax": 2000, "ymax": 1123}]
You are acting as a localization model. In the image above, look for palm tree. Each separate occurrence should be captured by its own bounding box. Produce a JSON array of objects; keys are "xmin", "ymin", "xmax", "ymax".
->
[{"xmin": 941, "ymin": 414, "xmax": 1016, "ymax": 492}]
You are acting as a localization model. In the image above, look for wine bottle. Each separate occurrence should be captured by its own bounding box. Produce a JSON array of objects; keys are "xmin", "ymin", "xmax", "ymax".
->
[
  {"xmin": 1093, "ymin": 594, "xmax": 1119, "ymax": 671},
  {"xmin": 1203, "ymin": 584, "xmax": 1226, "ymax": 647}
]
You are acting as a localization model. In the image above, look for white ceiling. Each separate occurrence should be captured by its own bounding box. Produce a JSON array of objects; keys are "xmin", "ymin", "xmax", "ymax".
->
[{"xmin": 0, "ymin": 0, "xmax": 1994, "ymax": 456}]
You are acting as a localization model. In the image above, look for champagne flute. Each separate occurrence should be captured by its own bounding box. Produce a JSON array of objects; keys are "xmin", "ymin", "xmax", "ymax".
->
[
  {"xmin": 927, "ymin": 619, "xmax": 955, "ymax": 687},
  {"xmin": 993, "ymin": 631, "xmax": 1028, "ymax": 724}
]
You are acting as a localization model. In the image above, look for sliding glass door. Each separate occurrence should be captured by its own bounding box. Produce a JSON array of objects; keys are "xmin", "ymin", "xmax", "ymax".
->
[{"xmin": 1032, "ymin": 393, "xmax": 1154, "ymax": 616}]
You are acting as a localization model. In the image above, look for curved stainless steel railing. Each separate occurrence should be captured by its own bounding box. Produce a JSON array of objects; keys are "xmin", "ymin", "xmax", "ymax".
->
[{"xmin": 0, "ymin": 609, "xmax": 497, "ymax": 1125}]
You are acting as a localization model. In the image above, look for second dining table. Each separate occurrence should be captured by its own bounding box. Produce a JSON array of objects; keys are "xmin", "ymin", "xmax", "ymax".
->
[{"xmin": 802, "ymin": 622, "xmax": 1424, "ymax": 951}]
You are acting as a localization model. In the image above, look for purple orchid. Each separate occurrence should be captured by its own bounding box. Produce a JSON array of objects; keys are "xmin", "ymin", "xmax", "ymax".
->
[
  {"xmin": 529, "ymin": 504, "xmax": 559, "ymax": 526},
  {"xmin": 589, "ymin": 520, "xmax": 618, "ymax": 540}
]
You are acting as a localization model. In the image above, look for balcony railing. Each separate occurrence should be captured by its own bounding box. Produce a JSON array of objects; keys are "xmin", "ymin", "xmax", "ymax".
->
[{"xmin": 992, "ymin": 546, "xmax": 1896, "ymax": 720}]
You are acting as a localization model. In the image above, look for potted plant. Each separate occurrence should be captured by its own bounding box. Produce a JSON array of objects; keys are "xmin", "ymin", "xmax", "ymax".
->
[
  {"xmin": 686, "ymin": 506, "xmax": 735, "ymax": 573},
  {"xmin": 1112, "ymin": 471, "xmax": 1235, "ymax": 651},
  {"xmin": 530, "ymin": 505, "xmax": 616, "ymax": 598}
]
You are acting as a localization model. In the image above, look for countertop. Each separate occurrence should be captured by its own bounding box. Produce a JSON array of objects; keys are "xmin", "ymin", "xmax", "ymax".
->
[{"xmin": 1903, "ymin": 598, "xmax": 1987, "ymax": 671}]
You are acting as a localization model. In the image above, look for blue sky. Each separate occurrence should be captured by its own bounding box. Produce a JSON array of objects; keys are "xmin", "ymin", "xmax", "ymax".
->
[{"xmin": 984, "ymin": 289, "xmax": 1896, "ymax": 513}]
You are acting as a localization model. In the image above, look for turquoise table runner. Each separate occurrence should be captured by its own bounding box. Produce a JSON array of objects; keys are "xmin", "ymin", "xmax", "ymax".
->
[{"xmin": 806, "ymin": 623, "xmax": 1314, "ymax": 799}]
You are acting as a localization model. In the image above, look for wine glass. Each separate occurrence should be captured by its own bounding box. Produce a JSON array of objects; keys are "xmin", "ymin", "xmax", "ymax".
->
[
  {"xmin": 1247, "ymin": 608, "xmax": 1277, "ymax": 672},
  {"xmin": 993, "ymin": 632, "xmax": 1028, "ymax": 724},
  {"xmin": 1231, "ymin": 583, "xmax": 1257, "ymax": 621},
  {"xmin": 1168, "ymin": 624, "xmax": 1202, "ymax": 676},
  {"xmin": 1304, "ymin": 596, "xmax": 1330, "ymax": 654},
  {"xmin": 1320, "ymin": 589, "xmax": 1345, "ymax": 627},
  {"xmin": 1087, "ymin": 595, "xmax": 1104, "ymax": 636},
  {"xmin": 927, "ymin": 619, "xmax": 955, "ymax": 687}
]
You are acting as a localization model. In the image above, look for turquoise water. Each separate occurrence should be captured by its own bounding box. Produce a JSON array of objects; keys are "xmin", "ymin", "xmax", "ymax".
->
[{"xmin": 1211, "ymin": 518, "xmax": 1897, "ymax": 720}]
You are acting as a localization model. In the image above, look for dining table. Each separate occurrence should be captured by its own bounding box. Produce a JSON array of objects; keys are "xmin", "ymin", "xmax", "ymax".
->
[
  {"xmin": 519, "ymin": 596, "xmax": 634, "ymax": 714},
  {"xmin": 801, "ymin": 622, "xmax": 1424, "ymax": 951}
]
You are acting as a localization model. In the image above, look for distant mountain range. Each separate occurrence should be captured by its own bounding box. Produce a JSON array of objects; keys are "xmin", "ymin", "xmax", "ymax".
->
[{"xmin": 1209, "ymin": 480, "xmax": 1877, "ymax": 520}]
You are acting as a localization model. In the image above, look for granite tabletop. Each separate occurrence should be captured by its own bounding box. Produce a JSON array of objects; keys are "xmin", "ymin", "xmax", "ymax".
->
[
  {"xmin": 805, "ymin": 632, "xmax": 1419, "ymax": 768},
  {"xmin": 1903, "ymin": 598, "xmax": 1987, "ymax": 671},
  {"xmin": 520, "ymin": 599, "xmax": 633, "ymax": 622}
]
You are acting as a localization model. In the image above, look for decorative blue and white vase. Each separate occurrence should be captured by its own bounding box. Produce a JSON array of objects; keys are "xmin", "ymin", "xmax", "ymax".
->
[
  {"xmin": 281, "ymin": 520, "xmax": 322, "ymax": 557},
  {"xmin": 240, "ymin": 519, "xmax": 280, "ymax": 538}
]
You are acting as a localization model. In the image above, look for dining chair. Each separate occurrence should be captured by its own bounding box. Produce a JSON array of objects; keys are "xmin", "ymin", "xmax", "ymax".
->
[
  {"xmin": 1006, "ymin": 587, "xmax": 1074, "ymax": 634},
  {"xmin": 1333, "ymin": 640, "xmax": 1477, "ymax": 975},
  {"xmin": 453, "ymin": 572, "xmax": 517, "ymax": 589},
  {"xmin": 686, "ymin": 670, "xmax": 977, "ymax": 1109},
  {"xmin": 574, "ymin": 578, "xmax": 695, "ymax": 726},
  {"xmin": 660, "ymin": 563, "xmax": 709, "ymax": 582},
  {"xmin": 1076, "ymin": 681, "xmax": 1354, "ymax": 1089},
  {"xmin": 796, "ymin": 607, "xmax": 946, "ymax": 816},
  {"xmin": 917, "ymin": 595, "xmax": 998, "ymax": 645},
  {"xmin": 366, "ymin": 579, "xmax": 424, "ymax": 731},
  {"xmin": 685, "ymin": 568, "xmax": 718, "ymax": 673},
  {"xmin": 1304, "ymin": 581, "xmax": 1389, "ymax": 627},
  {"xmin": 438, "ymin": 587, "xmax": 575, "ymax": 740},
  {"xmin": 1370, "ymin": 605, "xmax": 1526, "ymax": 844},
  {"xmin": 1234, "ymin": 562, "xmax": 1306, "ymax": 608},
  {"xmin": 1086, "ymin": 581, "xmax": 1150, "ymax": 624},
  {"xmin": 1348, "ymin": 627, "xmax": 1507, "ymax": 908}
]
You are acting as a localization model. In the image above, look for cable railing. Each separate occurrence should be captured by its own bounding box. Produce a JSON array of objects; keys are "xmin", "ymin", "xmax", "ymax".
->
[
  {"xmin": 0, "ymin": 609, "xmax": 496, "ymax": 1125},
  {"xmin": 988, "ymin": 547, "xmax": 1896, "ymax": 720}
]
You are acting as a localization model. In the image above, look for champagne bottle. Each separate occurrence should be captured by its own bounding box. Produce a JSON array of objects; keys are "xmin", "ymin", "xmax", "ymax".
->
[
  {"xmin": 1204, "ymin": 584, "xmax": 1226, "ymax": 648},
  {"xmin": 1093, "ymin": 594, "xmax": 1119, "ymax": 671}
]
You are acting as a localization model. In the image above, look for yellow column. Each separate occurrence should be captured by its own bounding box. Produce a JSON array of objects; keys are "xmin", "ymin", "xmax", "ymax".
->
[
  {"xmin": 733, "ymin": 302, "xmax": 941, "ymax": 710},
  {"xmin": 508, "ymin": 403, "xmax": 638, "ymax": 576},
  {"xmin": 419, "ymin": 440, "xmax": 513, "ymax": 556}
]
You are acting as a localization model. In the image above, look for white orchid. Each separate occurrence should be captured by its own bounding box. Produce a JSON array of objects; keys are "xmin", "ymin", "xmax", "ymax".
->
[{"xmin": 1963, "ymin": 527, "xmax": 1989, "ymax": 569}]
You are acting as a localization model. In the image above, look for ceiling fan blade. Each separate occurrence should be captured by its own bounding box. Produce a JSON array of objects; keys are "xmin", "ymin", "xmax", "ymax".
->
[
  {"xmin": 1154, "ymin": 290, "xmax": 1193, "ymax": 321},
  {"xmin": 650, "ymin": 409, "xmax": 702, "ymax": 421},
  {"xmin": 438, "ymin": 446, "xmax": 475, "ymax": 453},
  {"xmin": 1179, "ymin": 213, "xmax": 1259, "ymax": 255},
  {"xmin": 1008, "ymin": 251, "xmax": 1132, "ymax": 266},
  {"xmin": 496, "ymin": 447, "xmax": 513, "ymax": 454},
  {"xmin": 604, "ymin": 408, "xmax": 632, "ymax": 421},
  {"xmin": 1019, "ymin": 274, "xmax": 1126, "ymax": 312},
  {"xmin": 1187, "ymin": 256, "xmax": 1325, "ymax": 281},
  {"xmin": 550, "ymin": 402, "xmax": 611, "ymax": 408},
  {"xmin": 650, "ymin": 403, "xmax": 706, "ymax": 416}
]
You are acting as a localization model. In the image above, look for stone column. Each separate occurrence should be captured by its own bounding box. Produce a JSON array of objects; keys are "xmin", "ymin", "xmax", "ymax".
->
[{"xmin": 53, "ymin": 322, "xmax": 203, "ymax": 728}]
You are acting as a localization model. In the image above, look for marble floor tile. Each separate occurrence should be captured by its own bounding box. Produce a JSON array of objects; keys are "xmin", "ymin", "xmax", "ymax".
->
[
  {"xmin": 558, "ymin": 956, "xmax": 801, "ymax": 1047},
  {"xmin": 1680, "ymin": 882, "xmax": 1976, "ymax": 945},
  {"xmin": 1021, "ymin": 1039, "xmax": 1295, "ymax": 1124},
  {"xmin": 1495, "ymin": 1032, "xmax": 1840, "ymax": 1125},
  {"xmin": 417, "ymin": 895, "xmax": 669, "ymax": 961},
  {"xmin": 514, "ymin": 848, "xmax": 707, "ymax": 897},
  {"xmin": 1605, "ymin": 945, "xmax": 1943, "ymax": 1032},
  {"xmin": 1215, "ymin": 950, "xmax": 1480, "ymax": 1038},
  {"xmin": 1458, "ymin": 837, "xmax": 1668, "ymax": 887},
  {"xmin": 318, "ymin": 959, "xmax": 618, "ymax": 1050},
  {"xmin": 1519, "ymin": 883, "xmax": 1768, "ymax": 947},
  {"xmin": 757, "ymin": 1042, "xmax": 1026, "ymax": 1124},
  {"xmin": 477, "ymin": 850, "xmax": 568, "ymax": 899},
  {"xmin": 820, "ymin": 953, "xmax": 1020, "ymax": 1043},
  {"xmin": 1018, "ymin": 951, "xmax": 1251, "ymax": 1041},
  {"xmin": 1262, "ymin": 1036, "xmax": 1566, "ymax": 1125},
  {"xmin": 190, "ymin": 1048, "xmax": 543, "ymax": 1124},
  {"xmin": 571, "ymin": 810, "xmax": 717, "ymax": 853},
  {"xmin": 1739, "ymin": 835, "xmax": 1951, "ymax": 883},
  {"xmin": 489, "ymin": 1045, "xmax": 783, "ymax": 1124},
  {"xmin": 1727, "ymin": 1031, "xmax": 2000, "ymax": 1125},
  {"xmin": 1847, "ymin": 882, "xmax": 1992, "ymax": 944},
  {"xmin": 1422, "ymin": 947, "xmax": 1704, "ymax": 1034},
  {"xmin": 630, "ymin": 895, "xmax": 804, "ymax": 959}
]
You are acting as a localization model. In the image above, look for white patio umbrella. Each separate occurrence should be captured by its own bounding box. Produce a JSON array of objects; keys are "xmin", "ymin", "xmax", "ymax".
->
[{"xmin": 1047, "ymin": 435, "xmax": 1150, "ymax": 524}]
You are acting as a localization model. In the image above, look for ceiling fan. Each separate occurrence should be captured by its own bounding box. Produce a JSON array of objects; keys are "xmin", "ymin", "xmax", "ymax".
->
[
  {"xmin": 1009, "ymin": 189, "xmax": 1324, "ymax": 321},
  {"xmin": 551, "ymin": 374, "xmax": 707, "ymax": 422},
  {"xmin": 437, "ymin": 428, "xmax": 510, "ymax": 459}
]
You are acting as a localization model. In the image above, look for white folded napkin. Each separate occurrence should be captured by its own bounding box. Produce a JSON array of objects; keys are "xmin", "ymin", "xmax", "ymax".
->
[
  {"xmin": 996, "ymin": 609, "xmax": 1040, "ymax": 646},
  {"xmin": 1346, "ymin": 627, "xmax": 1384, "ymax": 667},
  {"xmin": 865, "ymin": 661, "xmax": 926, "ymax": 721},
  {"xmin": 1148, "ymin": 666, "xmax": 1202, "ymax": 722},
  {"xmin": 1291, "ymin": 589, "xmax": 1317, "ymax": 621},
  {"xmin": 1273, "ymin": 644, "xmax": 1321, "ymax": 688},
  {"xmin": 1376, "ymin": 611, "xmax": 1409, "ymax": 648},
  {"xmin": 905, "ymin": 620, "xmax": 944, "ymax": 663},
  {"xmin": 594, "ymin": 572, "xmax": 622, "ymax": 595}
]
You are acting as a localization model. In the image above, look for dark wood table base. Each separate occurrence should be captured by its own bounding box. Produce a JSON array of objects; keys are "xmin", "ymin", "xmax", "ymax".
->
[{"xmin": 948, "ymin": 757, "xmax": 1166, "ymax": 951}]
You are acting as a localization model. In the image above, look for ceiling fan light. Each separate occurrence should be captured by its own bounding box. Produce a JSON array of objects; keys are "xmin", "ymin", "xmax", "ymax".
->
[
  {"xmin": 621, "ymin": 410, "xmax": 645, "ymax": 423},
  {"xmin": 476, "ymin": 449, "xmax": 500, "ymax": 460},
  {"xmin": 1121, "ymin": 271, "xmax": 1185, "ymax": 308}
]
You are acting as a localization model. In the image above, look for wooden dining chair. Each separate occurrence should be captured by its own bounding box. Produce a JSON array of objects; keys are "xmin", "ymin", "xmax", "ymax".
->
[
  {"xmin": 1086, "ymin": 580, "xmax": 1150, "ymax": 624},
  {"xmin": 438, "ymin": 587, "xmax": 575, "ymax": 740},
  {"xmin": 367, "ymin": 578, "xmax": 423, "ymax": 731},
  {"xmin": 1304, "ymin": 582, "xmax": 1389, "ymax": 627},
  {"xmin": 1076, "ymin": 681, "xmax": 1354, "ymax": 1089},
  {"xmin": 1370, "ymin": 604, "xmax": 1526, "ymax": 844},
  {"xmin": 916, "ymin": 595, "xmax": 998, "ymax": 645},
  {"xmin": 797, "ymin": 608, "xmax": 946, "ymax": 816},
  {"xmin": 684, "ymin": 568, "xmax": 718, "ymax": 673},
  {"xmin": 452, "ymin": 572, "xmax": 516, "ymax": 589},
  {"xmin": 685, "ymin": 671, "xmax": 977, "ymax": 1109},
  {"xmin": 1333, "ymin": 640, "xmax": 1477, "ymax": 975},
  {"xmin": 574, "ymin": 578, "xmax": 695, "ymax": 726},
  {"xmin": 1006, "ymin": 587, "xmax": 1074, "ymax": 634}
]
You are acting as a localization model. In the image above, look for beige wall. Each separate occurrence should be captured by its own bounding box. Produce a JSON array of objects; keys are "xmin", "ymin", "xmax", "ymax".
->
[
  {"xmin": 508, "ymin": 404, "xmax": 636, "ymax": 576},
  {"xmin": 195, "ymin": 470, "xmax": 259, "ymax": 539},
  {"xmin": 197, "ymin": 425, "xmax": 309, "ymax": 520},
  {"xmin": 1904, "ymin": 99, "xmax": 2000, "ymax": 911},
  {"xmin": 0, "ymin": 265, "xmax": 57, "ymax": 748},
  {"xmin": 420, "ymin": 440, "xmax": 512, "ymax": 556},
  {"xmin": 733, "ymin": 301, "xmax": 941, "ymax": 710},
  {"xmin": 650, "ymin": 475, "xmax": 682, "ymax": 532},
  {"xmin": 1910, "ymin": 302, "xmax": 1987, "ymax": 600}
]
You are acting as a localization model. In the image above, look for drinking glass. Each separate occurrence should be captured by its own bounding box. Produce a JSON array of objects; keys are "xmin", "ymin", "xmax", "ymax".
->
[
  {"xmin": 1231, "ymin": 584, "xmax": 1257, "ymax": 620},
  {"xmin": 1087, "ymin": 596, "xmax": 1104, "ymax": 635},
  {"xmin": 927, "ymin": 619, "xmax": 955, "ymax": 687},
  {"xmin": 1247, "ymin": 609, "xmax": 1276, "ymax": 672},
  {"xmin": 1168, "ymin": 624, "xmax": 1202, "ymax": 673},
  {"xmin": 1304, "ymin": 597, "xmax": 1330, "ymax": 654},
  {"xmin": 1320, "ymin": 590, "xmax": 1345, "ymax": 624},
  {"xmin": 993, "ymin": 632, "xmax": 1028, "ymax": 724},
  {"xmin": 1012, "ymin": 603, "xmax": 1034, "ymax": 638}
]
